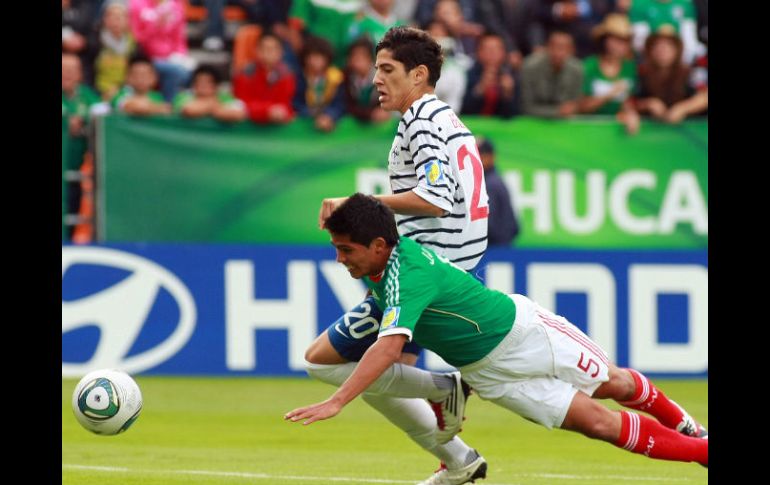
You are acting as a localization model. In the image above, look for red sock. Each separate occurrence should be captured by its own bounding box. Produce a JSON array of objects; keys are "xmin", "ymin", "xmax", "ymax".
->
[
  {"xmin": 619, "ymin": 368, "xmax": 689, "ymax": 429},
  {"xmin": 615, "ymin": 411, "xmax": 707, "ymax": 466}
]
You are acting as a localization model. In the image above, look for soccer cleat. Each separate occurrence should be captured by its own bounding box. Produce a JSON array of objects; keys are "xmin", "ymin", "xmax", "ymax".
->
[
  {"xmin": 676, "ymin": 413, "xmax": 708, "ymax": 439},
  {"xmin": 430, "ymin": 372, "xmax": 471, "ymax": 444},
  {"xmin": 417, "ymin": 450, "xmax": 487, "ymax": 485}
]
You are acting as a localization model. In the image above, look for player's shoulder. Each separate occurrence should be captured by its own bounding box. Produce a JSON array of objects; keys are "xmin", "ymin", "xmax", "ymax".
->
[{"xmin": 401, "ymin": 95, "xmax": 450, "ymax": 128}]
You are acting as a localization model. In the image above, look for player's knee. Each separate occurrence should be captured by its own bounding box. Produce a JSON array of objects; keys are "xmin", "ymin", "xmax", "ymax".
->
[
  {"xmin": 596, "ymin": 367, "xmax": 636, "ymax": 400},
  {"xmin": 611, "ymin": 368, "xmax": 637, "ymax": 400},
  {"xmin": 563, "ymin": 396, "xmax": 620, "ymax": 442}
]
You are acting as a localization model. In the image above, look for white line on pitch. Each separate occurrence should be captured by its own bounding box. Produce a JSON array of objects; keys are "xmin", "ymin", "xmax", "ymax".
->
[{"xmin": 63, "ymin": 464, "xmax": 697, "ymax": 483}]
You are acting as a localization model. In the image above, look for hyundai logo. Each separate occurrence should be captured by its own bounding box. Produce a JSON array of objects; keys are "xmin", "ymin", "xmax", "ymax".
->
[{"xmin": 62, "ymin": 247, "xmax": 196, "ymax": 377}]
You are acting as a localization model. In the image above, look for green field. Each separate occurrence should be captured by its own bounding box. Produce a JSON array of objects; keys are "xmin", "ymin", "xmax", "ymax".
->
[{"xmin": 62, "ymin": 377, "xmax": 708, "ymax": 485}]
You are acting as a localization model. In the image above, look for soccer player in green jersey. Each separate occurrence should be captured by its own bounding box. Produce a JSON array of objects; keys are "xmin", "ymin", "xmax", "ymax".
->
[{"xmin": 286, "ymin": 194, "xmax": 708, "ymax": 472}]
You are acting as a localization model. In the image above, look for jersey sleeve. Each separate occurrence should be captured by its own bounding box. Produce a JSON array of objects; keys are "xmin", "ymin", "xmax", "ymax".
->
[
  {"xmin": 378, "ymin": 261, "xmax": 437, "ymax": 341},
  {"xmin": 405, "ymin": 118, "xmax": 455, "ymax": 213}
]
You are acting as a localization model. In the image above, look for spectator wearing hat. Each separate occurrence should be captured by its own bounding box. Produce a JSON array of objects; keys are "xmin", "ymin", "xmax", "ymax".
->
[
  {"xmin": 478, "ymin": 138, "xmax": 519, "ymax": 246},
  {"xmin": 578, "ymin": 13, "xmax": 640, "ymax": 134},
  {"xmin": 635, "ymin": 24, "xmax": 707, "ymax": 123},
  {"xmin": 520, "ymin": 30, "xmax": 584, "ymax": 118}
]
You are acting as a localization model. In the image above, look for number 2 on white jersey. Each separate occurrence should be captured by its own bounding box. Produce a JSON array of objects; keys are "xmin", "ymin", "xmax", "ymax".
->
[{"xmin": 456, "ymin": 144, "xmax": 489, "ymax": 221}]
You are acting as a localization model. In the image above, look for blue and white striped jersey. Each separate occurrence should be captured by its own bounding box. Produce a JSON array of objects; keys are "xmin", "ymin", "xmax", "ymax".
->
[{"xmin": 387, "ymin": 93, "xmax": 489, "ymax": 271}]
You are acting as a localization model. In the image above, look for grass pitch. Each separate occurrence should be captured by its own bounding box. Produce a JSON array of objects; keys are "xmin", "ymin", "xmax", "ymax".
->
[{"xmin": 62, "ymin": 377, "xmax": 707, "ymax": 484}]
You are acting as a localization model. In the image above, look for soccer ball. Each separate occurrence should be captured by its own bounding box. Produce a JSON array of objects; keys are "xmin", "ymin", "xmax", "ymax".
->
[{"xmin": 72, "ymin": 369, "xmax": 143, "ymax": 435}]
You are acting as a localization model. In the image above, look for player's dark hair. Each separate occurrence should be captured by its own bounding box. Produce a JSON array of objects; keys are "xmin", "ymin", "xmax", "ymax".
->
[
  {"xmin": 325, "ymin": 193, "xmax": 399, "ymax": 247},
  {"xmin": 376, "ymin": 26, "xmax": 443, "ymax": 86}
]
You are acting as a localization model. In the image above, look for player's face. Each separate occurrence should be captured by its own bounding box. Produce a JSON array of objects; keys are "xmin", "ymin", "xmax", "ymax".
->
[
  {"xmin": 330, "ymin": 233, "xmax": 382, "ymax": 279},
  {"xmin": 374, "ymin": 49, "xmax": 419, "ymax": 114}
]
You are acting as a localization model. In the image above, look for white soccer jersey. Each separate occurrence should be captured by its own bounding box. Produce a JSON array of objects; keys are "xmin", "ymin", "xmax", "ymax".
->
[{"xmin": 387, "ymin": 93, "xmax": 489, "ymax": 271}]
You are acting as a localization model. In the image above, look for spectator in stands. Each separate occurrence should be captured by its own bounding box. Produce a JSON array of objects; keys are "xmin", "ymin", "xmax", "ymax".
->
[
  {"xmin": 535, "ymin": 1, "xmax": 613, "ymax": 59},
  {"xmin": 63, "ymin": 0, "xmax": 100, "ymax": 86},
  {"xmin": 94, "ymin": 1, "xmax": 137, "ymax": 101},
  {"xmin": 635, "ymin": 25, "xmax": 707, "ymax": 123},
  {"xmin": 112, "ymin": 55, "xmax": 172, "ymax": 115},
  {"xmin": 478, "ymin": 138, "xmax": 519, "ymax": 246},
  {"xmin": 414, "ymin": 0, "xmax": 478, "ymax": 29},
  {"xmin": 62, "ymin": 54, "xmax": 101, "ymax": 138},
  {"xmin": 128, "ymin": 0, "xmax": 196, "ymax": 102},
  {"xmin": 232, "ymin": 31, "xmax": 296, "ymax": 124},
  {"xmin": 461, "ymin": 33, "xmax": 519, "ymax": 119},
  {"xmin": 430, "ymin": 0, "xmax": 482, "ymax": 71},
  {"xmin": 342, "ymin": 37, "xmax": 391, "ymax": 123},
  {"xmin": 578, "ymin": 14, "xmax": 640, "ymax": 134},
  {"xmin": 347, "ymin": 0, "xmax": 404, "ymax": 47},
  {"xmin": 287, "ymin": 0, "xmax": 363, "ymax": 67},
  {"xmin": 201, "ymin": 0, "xmax": 270, "ymax": 51},
  {"xmin": 474, "ymin": 0, "xmax": 540, "ymax": 71},
  {"xmin": 629, "ymin": 0, "xmax": 705, "ymax": 64},
  {"xmin": 173, "ymin": 65, "xmax": 247, "ymax": 122},
  {"xmin": 62, "ymin": 53, "xmax": 102, "ymax": 223},
  {"xmin": 520, "ymin": 30, "xmax": 583, "ymax": 118},
  {"xmin": 426, "ymin": 20, "xmax": 468, "ymax": 113},
  {"xmin": 293, "ymin": 36, "xmax": 346, "ymax": 133}
]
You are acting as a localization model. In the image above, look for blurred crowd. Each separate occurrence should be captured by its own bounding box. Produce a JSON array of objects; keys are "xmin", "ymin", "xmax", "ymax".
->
[{"xmin": 62, "ymin": 0, "xmax": 708, "ymax": 241}]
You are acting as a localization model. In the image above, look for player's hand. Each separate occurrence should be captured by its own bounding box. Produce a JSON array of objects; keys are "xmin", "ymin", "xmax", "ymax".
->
[
  {"xmin": 318, "ymin": 197, "xmax": 348, "ymax": 229},
  {"xmin": 284, "ymin": 399, "xmax": 343, "ymax": 425}
]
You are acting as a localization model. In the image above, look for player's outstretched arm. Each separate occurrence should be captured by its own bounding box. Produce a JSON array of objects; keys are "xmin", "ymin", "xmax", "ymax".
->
[{"xmin": 284, "ymin": 334, "xmax": 408, "ymax": 425}]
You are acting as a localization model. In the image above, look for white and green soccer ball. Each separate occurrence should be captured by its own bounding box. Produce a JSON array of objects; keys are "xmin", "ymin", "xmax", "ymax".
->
[{"xmin": 72, "ymin": 369, "xmax": 143, "ymax": 435}]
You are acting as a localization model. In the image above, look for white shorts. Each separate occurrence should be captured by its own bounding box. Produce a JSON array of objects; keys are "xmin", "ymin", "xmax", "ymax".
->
[{"xmin": 458, "ymin": 294, "xmax": 610, "ymax": 429}]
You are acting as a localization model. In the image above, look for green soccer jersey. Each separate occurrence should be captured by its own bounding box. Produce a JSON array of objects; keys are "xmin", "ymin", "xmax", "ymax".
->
[
  {"xmin": 62, "ymin": 85, "xmax": 101, "ymax": 121},
  {"xmin": 582, "ymin": 55, "xmax": 637, "ymax": 115},
  {"xmin": 172, "ymin": 90, "xmax": 243, "ymax": 113},
  {"xmin": 365, "ymin": 237, "xmax": 516, "ymax": 367},
  {"xmin": 111, "ymin": 86, "xmax": 166, "ymax": 111}
]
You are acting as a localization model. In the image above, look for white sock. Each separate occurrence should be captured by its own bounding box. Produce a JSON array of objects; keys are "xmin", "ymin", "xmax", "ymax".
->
[
  {"xmin": 305, "ymin": 360, "xmax": 451, "ymax": 401},
  {"xmin": 361, "ymin": 393, "xmax": 472, "ymax": 469}
]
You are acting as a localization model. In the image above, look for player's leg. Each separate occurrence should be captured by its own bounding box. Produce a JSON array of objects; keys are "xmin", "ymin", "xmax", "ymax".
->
[
  {"xmin": 304, "ymin": 296, "xmax": 474, "ymax": 466},
  {"xmin": 362, "ymin": 393, "xmax": 487, "ymax": 485},
  {"xmin": 525, "ymin": 298, "xmax": 708, "ymax": 439},
  {"xmin": 593, "ymin": 365, "xmax": 708, "ymax": 438},
  {"xmin": 460, "ymin": 294, "xmax": 707, "ymax": 466},
  {"xmin": 561, "ymin": 391, "xmax": 708, "ymax": 466}
]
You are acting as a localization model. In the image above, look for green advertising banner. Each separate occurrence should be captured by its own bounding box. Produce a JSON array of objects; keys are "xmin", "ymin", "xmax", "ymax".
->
[{"xmin": 98, "ymin": 115, "xmax": 707, "ymax": 249}]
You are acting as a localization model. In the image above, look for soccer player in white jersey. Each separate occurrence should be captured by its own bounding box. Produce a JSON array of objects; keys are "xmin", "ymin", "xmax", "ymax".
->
[
  {"xmin": 286, "ymin": 194, "xmax": 708, "ymax": 476},
  {"xmin": 304, "ymin": 27, "xmax": 490, "ymax": 485}
]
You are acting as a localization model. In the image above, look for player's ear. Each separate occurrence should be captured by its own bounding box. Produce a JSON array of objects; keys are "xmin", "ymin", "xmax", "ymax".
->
[
  {"xmin": 371, "ymin": 237, "xmax": 388, "ymax": 253},
  {"xmin": 412, "ymin": 64, "xmax": 428, "ymax": 86}
]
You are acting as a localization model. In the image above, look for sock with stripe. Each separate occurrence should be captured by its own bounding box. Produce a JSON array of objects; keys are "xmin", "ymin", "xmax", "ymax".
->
[
  {"xmin": 362, "ymin": 393, "xmax": 471, "ymax": 469},
  {"xmin": 615, "ymin": 411, "xmax": 707, "ymax": 466},
  {"xmin": 617, "ymin": 368, "xmax": 698, "ymax": 431}
]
